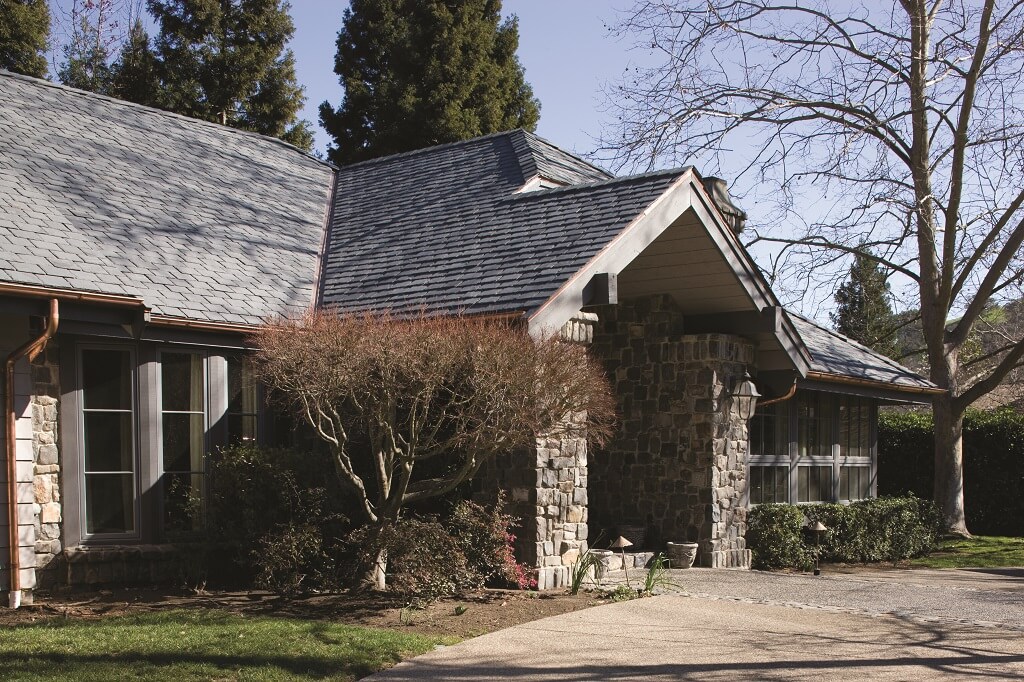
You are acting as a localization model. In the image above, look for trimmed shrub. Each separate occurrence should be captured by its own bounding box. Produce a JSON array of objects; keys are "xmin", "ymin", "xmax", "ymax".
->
[
  {"xmin": 254, "ymin": 522, "xmax": 337, "ymax": 594},
  {"xmin": 749, "ymin": 496, "xmax": 942, "ymax": 569},
  {"xmin": 351, "ymin": 519, "xmax": 480, "ymax": 602},
  {"xmin": 878, "ymin": 408, "xmax": 1024, "ymax": 535},
  {"xmin": 445, "ymin": 495, "xmax": 536, "ymax": 590},
  {"xmin": 747, "ymin": 503, "xmax": 811, "ymax": 570}
]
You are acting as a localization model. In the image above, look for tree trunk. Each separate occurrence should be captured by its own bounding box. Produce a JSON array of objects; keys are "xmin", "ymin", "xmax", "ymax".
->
[
  {"xmin": 370, "ymin": 548, "xmax": 387, "ymax": 591},
  {"xmin": 933, "ymin": 392, "xmax": 969, "ymax": 536}
]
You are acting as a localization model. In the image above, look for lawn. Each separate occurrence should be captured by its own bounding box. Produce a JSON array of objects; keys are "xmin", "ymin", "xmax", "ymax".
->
[
  {"xmin": 0, "ymin": 609, "xmax": 452, "ymax": 681},
  {"xmin": 910, "ymin": 535, "xmax": 1024, "ymax": 569}
]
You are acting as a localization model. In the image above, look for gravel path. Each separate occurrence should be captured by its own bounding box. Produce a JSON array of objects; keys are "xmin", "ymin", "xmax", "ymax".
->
[{"xmin": 609, "ymin": 566, "xmax": 1024, "ymax": 631}]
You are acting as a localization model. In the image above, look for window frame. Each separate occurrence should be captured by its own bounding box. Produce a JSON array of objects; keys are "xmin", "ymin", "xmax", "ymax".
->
[
  {"xmin": 747, "ymin": 389, "xmax": 877, "ymax": 507},
  {"xmin": 62, "ymin": 342, "xmax": 251, "ymax": 548},
  {"xmin": 72, "ymin": 343, "xmax": 142, "ymax": 543}
]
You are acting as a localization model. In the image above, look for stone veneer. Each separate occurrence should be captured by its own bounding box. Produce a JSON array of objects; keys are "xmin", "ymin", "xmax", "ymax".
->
[
  {"xmin": 2, "ymin": 320, "xmax": 63, "ymax": 605},
  {"xmin": 589, "ymin": 296, "xmax": 753, "ymax": 568},
  {"xmin": 474, "ymin": 313, "xmax": 594, "ymax": 590},
  {"xmin": 29, "ymin": 342, "xmax": 62, "ymax": 589}
]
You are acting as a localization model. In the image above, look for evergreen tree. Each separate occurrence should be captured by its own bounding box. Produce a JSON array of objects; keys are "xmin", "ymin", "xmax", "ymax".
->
[
  {"xmin": 147, "ymin": 0, "xmax": 312, "ymax": 151},
  {"xmin": 321, "ymin": 0, "xmax": 541, "ymax": 164},
  {"xmin": 0, "ymin": 0, "xmax": 50, "ymax": 78},
  {"xmin": 110, "ymin": 18, "xmax": 160, "ymax": 105},
  {"xmin": 830, "ymin": 250, "xmax": 900, "ymax": 358}
]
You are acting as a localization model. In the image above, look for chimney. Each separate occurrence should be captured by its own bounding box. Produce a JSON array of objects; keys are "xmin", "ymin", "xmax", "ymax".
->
[{"xmin": 701, "ymin": 177, "xmax": 748, "ymax": 235}]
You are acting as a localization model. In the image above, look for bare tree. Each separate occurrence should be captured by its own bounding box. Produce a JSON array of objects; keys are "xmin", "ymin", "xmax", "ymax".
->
[
  {"xmin": 252, "ymin": 312, "xmax": 615, "ymax": 589},
  {"xmin": 600, "ymin": 0, "xmax": 1024, "ymax": 534}
]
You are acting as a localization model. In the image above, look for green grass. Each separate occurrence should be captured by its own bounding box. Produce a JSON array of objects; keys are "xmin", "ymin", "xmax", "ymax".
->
[
  {"xmin": 0, "ymin": 609, "xmax": 452, "ymax": 681},
  {"xmin": 909, "ymin": 535, "xmax": 1024, "ymax": 569}
]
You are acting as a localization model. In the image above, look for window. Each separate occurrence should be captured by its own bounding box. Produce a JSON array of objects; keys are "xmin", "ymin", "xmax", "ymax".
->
[
  {"xmin": 840, "ymin": 465, "xmax": 871, "ymax": 501},
  {"xmin": 227, "ymin": 355, "xmax": 258, "ymax": 443},
  {"xmin": 797, "ymin": 465, "xmax": 832, "ymax": 503},
  {"xmin": 750, "ymin": 402, "xmax": 789, "ymax": 458},
  {"xmin": 80, "ymin": 348, "xmax": 136, "ymax": 536},
  {"xmin": 838, "ymin": 396, "xmax": 871, "ymax": 458},
  {"xmin": 747, "ymin": 390, "xmax": 876, "ymax": 506},
  {"xmin": 750, "ymin": 465, "xmax": 788, "ymax": 504},
  {"xmin": 798, "ymin": 393, "xmax": 833, "ymax": 458},
  {"xmin": 70, "ymin": 345, "xmax": 268, "ymax": 546},
  {"xmin": 161, "ymin": 352, "xmax": 206, "ymax": 532}
]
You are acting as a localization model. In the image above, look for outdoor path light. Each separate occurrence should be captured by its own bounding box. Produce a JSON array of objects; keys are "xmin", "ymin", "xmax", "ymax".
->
[
  {"xmin": 610, "ymin": 536, "xmax": 634, "ymax": 589},
  {"xmin": 732, "ymin": 371, "xmax": 761, "ymax": 421},
  {"xmin": 808, "ymin": 520, "xmax": 827, "ymax": 576}
]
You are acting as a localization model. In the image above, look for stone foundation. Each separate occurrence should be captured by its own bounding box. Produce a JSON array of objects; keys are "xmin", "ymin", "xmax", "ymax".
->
[{"xmin": 64, "ymin": 545, "xmax": 203, "ymax": 586}]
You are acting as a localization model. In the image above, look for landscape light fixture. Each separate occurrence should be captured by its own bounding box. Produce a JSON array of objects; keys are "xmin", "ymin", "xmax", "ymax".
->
[
  {"xmin": 732, "ymin": 371, "xmax": 761, "ymax": 421},
  {"xmin": 610, "ymin": 535, "xmax": 634, "ymax": 589},
  {"xmin": 809, "ymin": 520, "xmax": 827, "ymax": 576}
]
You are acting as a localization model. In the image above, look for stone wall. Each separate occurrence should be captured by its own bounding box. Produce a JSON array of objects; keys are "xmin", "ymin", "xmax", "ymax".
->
[
  {"xmin": 30, "ymin": 342, "xmax": 62, "ymax": 589},
  {"xmin": 473, "ymin": 313, "xmax": 594, "ymax": 590},
  {"xmin": 1, "ymin": 316, "xmax": 63, "ymax": 604},
  {"xmin": 589, "ymin": 296, "xmax": 753, "ymax": 568}
]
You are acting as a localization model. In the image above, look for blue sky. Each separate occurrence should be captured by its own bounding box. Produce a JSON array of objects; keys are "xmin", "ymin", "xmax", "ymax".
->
[
  {"xmin": 47, "ymin": 1, "xmax": 641, "ymax": 157},
  {"xmin": 289, "ymin": 1, "xmax": 637, "ymax": 156}
]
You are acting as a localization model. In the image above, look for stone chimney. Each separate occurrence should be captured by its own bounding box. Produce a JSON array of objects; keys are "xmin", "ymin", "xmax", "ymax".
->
[{"xmin": 701, "ymin": 177, "xmax": 748, "ymax": 235}]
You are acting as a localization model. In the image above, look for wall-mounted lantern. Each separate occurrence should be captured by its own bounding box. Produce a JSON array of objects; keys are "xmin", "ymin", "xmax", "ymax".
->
[{"xmin": 732, "ymin": 371, "xmax": 761, "ymax": 421}]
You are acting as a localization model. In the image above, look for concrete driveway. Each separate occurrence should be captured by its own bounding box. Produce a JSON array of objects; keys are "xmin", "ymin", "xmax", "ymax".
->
[{"xmin": 366, "ymin": 567, "xmax": 1024, "ymax": 681}]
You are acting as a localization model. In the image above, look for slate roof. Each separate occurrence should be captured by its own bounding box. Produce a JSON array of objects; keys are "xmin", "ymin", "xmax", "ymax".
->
[
  {"xmin": 0, "ymin": 70, "xmax": 333, "ymax": 325},
  {"xmin": 321, "ymin": 130, "xmax": 684, "ymax": 316},
  {"xmin": 787, "ymin": 312, "xmax": 938, "ymax": 391}
]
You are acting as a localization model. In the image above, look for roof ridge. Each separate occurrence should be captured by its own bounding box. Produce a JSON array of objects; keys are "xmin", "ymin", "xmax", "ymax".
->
[
  {"xmin": 334, "ymin": 129, "xmax": 524, "ymax": 171},
  {"xmin": 0, "ymin": 69, "xmax": 335, "ymax": 170},
  {"xmin": 785, "ymin": 309, "xmax": 923, "ymax": 376},
  {"xmin": 507, "ymin": 129, "xmax": 540, "ymax": 182},
  {"xmin": 508, "ymin": 166, "xmax": 690, "ymax": 198},
  {"xmin": 519, "ymin": 129, "xmax": 613, "ymax": 179}
]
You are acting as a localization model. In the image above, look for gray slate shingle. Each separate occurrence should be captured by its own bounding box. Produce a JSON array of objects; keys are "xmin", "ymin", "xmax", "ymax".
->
[
  {"xmin": 0, "ymin": 71, "xmax": 333, "ymax": 325},
  {"xmin": 787, "ymin": 312, "xmax": 936, "ymax": 390},
  {"xmin": 321, "ymin": 130, "xmax": 682, "ymax": 316}
]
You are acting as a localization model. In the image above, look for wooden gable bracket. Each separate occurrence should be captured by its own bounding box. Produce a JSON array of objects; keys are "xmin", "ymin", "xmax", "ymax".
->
[{"xmin": 582, "ymin": 272, "xmax": 618, "ymax": 306}]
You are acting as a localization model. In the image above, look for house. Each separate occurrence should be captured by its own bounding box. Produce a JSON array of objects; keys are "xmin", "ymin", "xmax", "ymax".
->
[{"xmin": 0, "ymin": 71, "xmax": 940, "ymax": 604}]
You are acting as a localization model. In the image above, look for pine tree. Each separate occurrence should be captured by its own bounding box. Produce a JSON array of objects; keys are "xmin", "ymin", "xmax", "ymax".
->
[
  {"xmin": 110, "ymin": 18, "xmax": 160, "ymax": 105},
  {"xmin": 0, "ymin": 0, "xmax": 50, "ymax": 78},
  {"xmin": 830, "ymin": 250, "xmax": 900, "ymax": 358},
  {"xmin": 320, "ymin": 0, "xmax": 541, "ymax": 164},
  {"xmin": 147, "ymin": 0, "xmax": 312, "ymax": 151}
]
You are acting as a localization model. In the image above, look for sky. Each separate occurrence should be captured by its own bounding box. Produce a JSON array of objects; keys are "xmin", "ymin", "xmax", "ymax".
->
[{"xmin": 288, "ymin": 1, "xmax": 637, "ymax": 157}]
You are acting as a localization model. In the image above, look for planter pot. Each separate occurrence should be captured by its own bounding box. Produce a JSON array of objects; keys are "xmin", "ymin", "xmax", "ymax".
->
[
  {"xmin": 666, "ymin": 542, "xmax": 699, "ymax": 569},
  {"xmin": 590, "ymin": 549, "xmax": 615, "ymax": 578}
]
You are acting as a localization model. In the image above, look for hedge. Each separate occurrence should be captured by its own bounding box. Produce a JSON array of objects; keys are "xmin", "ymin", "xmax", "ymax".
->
[
  {"xmin": 747, "ymin": 496, "xmax": 943, "ymax": 570},
  {"xmin": 878, "ymin": 408, "xmax": 1024, "ymax": 536}
]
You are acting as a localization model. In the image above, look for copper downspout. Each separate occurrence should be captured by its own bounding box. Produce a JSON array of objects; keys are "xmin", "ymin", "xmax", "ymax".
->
[
  {"xmin": 757, "ymin": 380, "xmax": 798, "ymax": 409},
  {"xmin": 5, "ymin": 299, "xmax": 59, "ymax": 608}
]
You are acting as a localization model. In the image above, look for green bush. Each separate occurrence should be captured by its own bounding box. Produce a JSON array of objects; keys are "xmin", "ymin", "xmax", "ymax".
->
[
  {"xmin": 747, "ymin": 503, "xmax": 811, "ymax": 570},
  {"xmin": 878, "ymin": 408, "xmax": 1024, "ymax": 535},
  {"xmin": 748, "ymin": 496, "xmax": 942, "ymax": 569},
  {"xmin": 445, "ymin": 495, "xmax": 536, "ymax": 590},
  {"xmin": 253, "ymin": 522, "xmax": 337, "ymax": 594},
  {"xmin": 352, "ymin": 518, "xmax": 480, "ymax": 602}
]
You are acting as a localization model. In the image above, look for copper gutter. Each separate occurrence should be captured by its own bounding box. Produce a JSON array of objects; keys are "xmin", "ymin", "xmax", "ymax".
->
[
  {"xmin": 757, "ymin": 380, "xmax": 797, "ymax": 409},
  {"xmin": 0, "ymin": 282, "xmax": 143, "ymax": 308},
  {"xmin": 804, "ymin": 370, "xmax": 946, "ymax": 396},
  {"xmin": 148, "ymin": 314, "xmax": 258, "ymax": 335},
  {"xmin": 5, "ymin": 299, "xmax": 59, "ymax": 609}
]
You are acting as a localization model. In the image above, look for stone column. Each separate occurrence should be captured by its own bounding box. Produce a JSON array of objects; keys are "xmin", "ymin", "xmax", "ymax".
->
[
  {"xmin": 30, "ymin": 343, "xmax": 62, "ymax": 588},
  {"xmin": 681, "ymin": 334, "xmax": 754, "ymax": 569}
]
